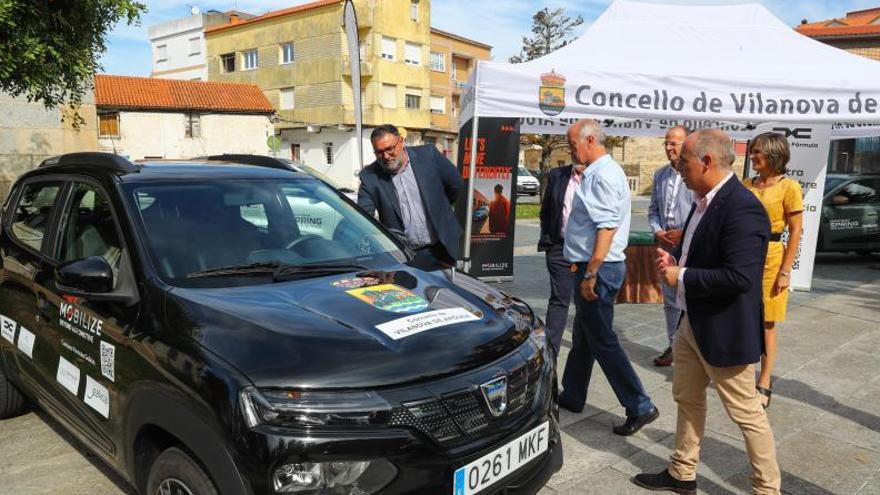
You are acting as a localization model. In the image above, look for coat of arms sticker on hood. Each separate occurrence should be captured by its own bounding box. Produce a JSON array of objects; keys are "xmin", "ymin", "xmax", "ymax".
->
[{"xmin": 346, "ymin": 284, "xmax": 430, "ymax": 313}]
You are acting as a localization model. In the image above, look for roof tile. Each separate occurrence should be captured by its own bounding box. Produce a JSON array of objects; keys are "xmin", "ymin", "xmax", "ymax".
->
[{"xmin": 94, "ymin": 75, "xmax": 274, "ymax": 114}]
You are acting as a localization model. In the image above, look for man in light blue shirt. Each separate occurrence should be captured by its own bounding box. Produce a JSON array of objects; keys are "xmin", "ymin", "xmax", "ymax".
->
[
  {"xmin": 559, "ymin": 119, "xmax": 658, "ymax": 437},
  {"xmin": 647, "ymin": 126, "xmax": 695, "ymax": 366}
]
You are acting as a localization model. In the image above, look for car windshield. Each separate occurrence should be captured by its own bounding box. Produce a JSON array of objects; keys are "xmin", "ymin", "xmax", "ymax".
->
[
  {"xmin": 823, "ymin": 177, "xmax": 846, "ymax": 196},
  {"xmin": 125, "ymin": 178, "xmax": 405, "ymax": 287},
  {"xmin": 518, "ymin": 167, "xmax": 532, "ymax": 178}
]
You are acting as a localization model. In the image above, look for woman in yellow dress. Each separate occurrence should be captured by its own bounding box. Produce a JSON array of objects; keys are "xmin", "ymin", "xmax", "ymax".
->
[{"xmin": 745, "ymin": 133, "xmax": 804, "ymax": 409}]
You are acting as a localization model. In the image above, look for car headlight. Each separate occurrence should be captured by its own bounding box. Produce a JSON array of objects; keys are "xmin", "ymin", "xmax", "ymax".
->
[
  {"xmin": 272, "ymin": 459, "xmax": 397, "ymax": 494},
  {"xmin": 240, "ymin": 387, "xmax": 391, "ymax": 429}
]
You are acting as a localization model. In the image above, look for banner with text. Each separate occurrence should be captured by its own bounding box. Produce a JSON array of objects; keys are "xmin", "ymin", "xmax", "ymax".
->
[
  {"xmin": 749, "ymin": 123, "xmax": 831, "ymax": 291},
  {"xmin": 456, "ymin": 118, "xmax": 520, "ymax": 279}
]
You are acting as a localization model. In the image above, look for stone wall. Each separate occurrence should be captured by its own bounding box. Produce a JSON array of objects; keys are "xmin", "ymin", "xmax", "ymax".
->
[{"xmin": 0, "ymin": 92, "xmax": 97, "ymax": 202}]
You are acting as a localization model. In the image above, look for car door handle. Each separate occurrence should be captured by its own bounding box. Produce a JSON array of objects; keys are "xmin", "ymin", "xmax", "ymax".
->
[{"xmin": 35, "ymin": 294, "xmax": 52, "ymax": 322}]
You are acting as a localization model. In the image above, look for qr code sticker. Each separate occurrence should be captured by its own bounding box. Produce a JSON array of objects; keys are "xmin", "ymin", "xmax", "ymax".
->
[{"xmin": 100, "ymin": 341, "xmax": 115, "ymax": 382}]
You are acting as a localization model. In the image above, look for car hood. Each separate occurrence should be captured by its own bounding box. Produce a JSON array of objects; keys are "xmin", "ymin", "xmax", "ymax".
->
[{"xmin": 165, "ymin": 267, "xmax": 533, "ymax": 389}]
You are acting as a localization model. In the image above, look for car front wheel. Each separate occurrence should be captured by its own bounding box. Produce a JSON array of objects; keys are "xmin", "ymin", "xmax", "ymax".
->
[
  {"xmin": 0, "ymin": 366, "xmax": 27, "ymax": 419},
  {"xmin": 146, "ymin": 447, "xmax": 218, "ymax": 495}
]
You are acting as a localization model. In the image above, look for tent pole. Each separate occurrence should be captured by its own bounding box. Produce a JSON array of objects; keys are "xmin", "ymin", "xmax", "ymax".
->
[{"xmin": 463, "ymin": 117, "xmax": 480, "ymax": 273}]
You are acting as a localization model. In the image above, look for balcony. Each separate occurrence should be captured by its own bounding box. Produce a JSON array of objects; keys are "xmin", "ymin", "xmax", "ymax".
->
[
  {"xmin": 451, "ymin": 79, "xmax": 468, "ymax": 94},
  {"xmin": 341, "ymin": 55, "xmax": 374, "ymax": 77}
]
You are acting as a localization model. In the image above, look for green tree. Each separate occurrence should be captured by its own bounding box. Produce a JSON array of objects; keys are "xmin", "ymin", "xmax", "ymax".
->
[
  {"xmin": 510, "ymin": 8, "xmax": 584, "ymax": 198},
  {"xmin": 0, "ymin": 0, "xmax": 146, "ymax": 125}
]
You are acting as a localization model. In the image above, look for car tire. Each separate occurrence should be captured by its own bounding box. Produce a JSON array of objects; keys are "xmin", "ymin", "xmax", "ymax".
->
[
  {"xmin": 0, "ymin": 367, "xmax": 27, "ymax": 419},
  {"xmin": 146, "ymin": 447, "xmax": 218, "ymax": 495}
]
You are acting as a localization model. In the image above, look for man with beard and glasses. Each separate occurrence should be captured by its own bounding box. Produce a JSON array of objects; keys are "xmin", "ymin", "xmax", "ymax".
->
[{"xmin": 357, "ymin": 124, "xmax": 463, "ymax": 270}]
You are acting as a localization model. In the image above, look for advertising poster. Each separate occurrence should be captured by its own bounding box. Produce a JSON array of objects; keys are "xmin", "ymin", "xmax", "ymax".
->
[
  {"xmin": 750, "ymin": 123, "xmax": 831, "ymax": 291},
  {"xmin": 456, "ymin": 118, "xmax": 521, "ymax": 279}
]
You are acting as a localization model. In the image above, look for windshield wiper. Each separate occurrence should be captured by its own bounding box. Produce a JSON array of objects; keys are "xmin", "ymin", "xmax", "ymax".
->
[
  {"xmin": 186, "ymin": 262, "xmax": 281, "ymax": 279},
  {"xmin": 273, "ymin": 262, "xmax": 367, "ymax": 281}
]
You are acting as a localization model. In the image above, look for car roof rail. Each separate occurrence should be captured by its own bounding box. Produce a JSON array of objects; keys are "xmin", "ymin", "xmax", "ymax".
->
[
  {"xmin": 39, "ymin": 152, "xmax": 140, "ymax": 174},
  {"xmin": 204, "ymin": 154, "xmax": 297, "ymax": 171}
]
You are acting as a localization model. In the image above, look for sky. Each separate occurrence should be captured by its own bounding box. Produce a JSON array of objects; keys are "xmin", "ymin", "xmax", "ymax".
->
[{"xmin": 101, "ymin": 0, "xmax": 880, "ymax": 76}]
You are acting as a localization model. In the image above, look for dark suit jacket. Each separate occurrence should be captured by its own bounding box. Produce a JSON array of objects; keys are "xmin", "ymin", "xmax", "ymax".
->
[
  {"xmin": 538, "ymin": 165, "xmax": 573, "ymax": 252},
  {"xmin": 357, "ymin": 145, "xmax": 464, "ymax": 260},
  {"xmin": 672, "ymin": 176, "xmax": 770, "ymax": 368}
]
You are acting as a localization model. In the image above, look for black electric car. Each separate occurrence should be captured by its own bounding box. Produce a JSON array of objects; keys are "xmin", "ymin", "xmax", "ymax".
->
[
  {"xmin": 0, "ymin": 153, "xmax": 561, "ymax": 495},
  {"xmin": 818, "ymin": 173, "xmax": 880, "ymax": 254}
]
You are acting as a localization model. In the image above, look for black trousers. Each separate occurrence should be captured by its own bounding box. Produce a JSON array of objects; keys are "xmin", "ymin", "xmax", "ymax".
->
[{"xmin": 543, "ymin": 242, "xmax": 574, "ymax": 357}]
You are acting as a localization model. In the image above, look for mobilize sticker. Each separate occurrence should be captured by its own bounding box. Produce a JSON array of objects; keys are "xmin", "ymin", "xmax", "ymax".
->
[
  {"xmin": 84, "ymin": 376, "xmax": 110, "ymax": 419},
  {"xmin": 1, "ymin": 314, "xmax": 16, "ymax": 343},
  {"xmin": 375, "ymin": 308, "xmax": 481, "ymax": 340},
  {"xmin": 16, "ymin": 327, "xmax": 36, "ymax": 359},
  {"xmin": 56, "ymin": 356, "xmax": 81, "ymax": 395},
  {"xmin": 59, "ymin": 302, "xmax": 103, "ymax": 344},
  {"xmin": 346, "ymin": 284, "xmax": 430, "ymax": 313}
]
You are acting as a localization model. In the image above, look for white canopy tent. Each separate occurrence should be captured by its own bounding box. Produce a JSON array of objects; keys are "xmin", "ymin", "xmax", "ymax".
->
[
  {"xmin": 457, "ymin": 0, "xmax": 880, "ymax": 286},
  {"xmin": 461, "ymin": 0, "xmax": 880, "ymax": 126}
]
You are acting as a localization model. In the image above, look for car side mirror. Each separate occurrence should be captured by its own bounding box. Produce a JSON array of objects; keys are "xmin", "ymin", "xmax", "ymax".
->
[{"xmin": 56, "ymin": 256, "xmax": 115, "ymax": 295}]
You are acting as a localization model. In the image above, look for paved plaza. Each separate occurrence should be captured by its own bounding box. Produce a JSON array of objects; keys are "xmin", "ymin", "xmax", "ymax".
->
[{"xmin": 0, "ymin": 206, "xmax": 878, "ymax": 495}]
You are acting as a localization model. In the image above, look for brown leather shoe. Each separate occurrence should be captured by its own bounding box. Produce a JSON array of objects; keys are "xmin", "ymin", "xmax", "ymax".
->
[{"xmin": 653, "ymin": 347, "xmax": 673, "ymax": 367}]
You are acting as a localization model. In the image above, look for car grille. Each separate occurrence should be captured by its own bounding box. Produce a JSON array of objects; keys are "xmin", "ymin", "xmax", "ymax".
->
[{"xmin": 388, "ymin": 360, "xmax": 543, "ymax": 449}]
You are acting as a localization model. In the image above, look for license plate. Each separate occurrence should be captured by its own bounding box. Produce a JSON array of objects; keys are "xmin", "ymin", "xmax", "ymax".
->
[{"xmin": 452, "ymin": 421, "xmax": 550, "ymax": 495}]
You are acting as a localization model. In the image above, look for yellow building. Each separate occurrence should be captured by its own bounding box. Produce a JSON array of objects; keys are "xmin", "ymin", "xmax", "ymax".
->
[
  {"xmin": 204, "ymin": 0, "xmax": 491, "ymax": 187},
  {"xmin": 428, "ymin": 28, "xmax": 491, "ymax": 160}
]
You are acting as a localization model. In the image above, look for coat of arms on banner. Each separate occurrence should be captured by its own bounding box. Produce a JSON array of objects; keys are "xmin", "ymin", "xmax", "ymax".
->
[{"xmin": 539, "ymin": 70, "xmax": 566, "ymax": 116}]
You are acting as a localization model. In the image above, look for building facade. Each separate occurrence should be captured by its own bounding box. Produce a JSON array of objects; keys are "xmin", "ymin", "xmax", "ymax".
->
[
  {"xmin": 797, "ymin": 7, "xmax": 880, "ymax": 174},
  {"xmin": 93, "ymin": 75, "xmax": 274, "ymax": 160},
  {"xmin": 149, "ymin": 9, "xmax": 254, "ymax": 81},
  {"xmin": 0, "ymin": 92, "xmax": 98, "ymax": 201},
  {"xmin": 427, "ymin": 28, "xmax": 491, "ymax": 160},
  {"xmin": 203, "ymin": 0, "xmax": 491, "ymax": 189}
]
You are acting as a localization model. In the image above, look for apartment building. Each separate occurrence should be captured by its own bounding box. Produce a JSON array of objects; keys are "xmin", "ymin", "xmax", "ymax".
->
[
  {"xmin": 428, "ymin": 28, "xmax": 491, "ymax": 160},
  {"xmin": 202, "ymin": 0, "xmax": 491, "ymax": 188},
  {"xmin": 149, "ymin": 8, "xmax": 255, "ymax": 81}
]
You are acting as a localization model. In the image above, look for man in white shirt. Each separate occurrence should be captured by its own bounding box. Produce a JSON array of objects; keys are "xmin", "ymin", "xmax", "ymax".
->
[{"xmin": 647, "ymin": 126, "xmax": 694, "ymax": 366}]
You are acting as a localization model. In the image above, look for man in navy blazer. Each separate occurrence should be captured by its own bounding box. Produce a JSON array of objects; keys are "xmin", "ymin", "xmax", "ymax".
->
[
  {"xmin": 358, "ymin": 125, "xmax": 463, "ymax": 269},
  {"xmin": 538, "ymin": 163, "xmax": 584, "ymax": 356},
  {"xmin": 633, "ymin": 129, "xmax": 780, "ymax": 495}
]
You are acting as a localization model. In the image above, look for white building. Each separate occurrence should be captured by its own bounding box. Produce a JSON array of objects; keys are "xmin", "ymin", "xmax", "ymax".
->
[
  {"xmin": 148, "ymin": 9, "xmax": 254, "ymax": 81},
  {"xmin": 94, "ymin": 75, "xmax": 275, "ymax": 160}
]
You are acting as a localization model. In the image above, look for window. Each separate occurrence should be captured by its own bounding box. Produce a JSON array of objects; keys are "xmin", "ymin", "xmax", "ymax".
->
[
  {"xmin": 10, "ymin": 182, "xmax": 62, "ymax": 251},
  {"xmin": 291, "ymin": 143, "xmax": 301, "ymax": 162},
  {"xmin": 381, "ymin": 37, "xmax": 396, "ymax": 60},
  {"xmin": 279, "ymin": 87, "xmax": 295, "ymax": 110},
  {"xmin": 430, "ymin": 95, "xmax": 445, "ymax": 114},
  {"xmin": 404, "ymin": 42, "xmax": 421, "ymax": 66},
  {"xmin": 430, "ymin": 52, "xmax": 445, "ymax": 72},
  {"xmin": 835, "ymin": 179, "xmax": 879, "ymax": 205},
  {"xmin": 242, "ymin": 49, "xmax": 258, "ymax": 70},
  {"xmin": 239, "ymin": 203, "xmax": 268, "ymax": 228},
  {"xmin": 281, "ymin": 42, "xmax": 294, "ymax": 64},
  {"xmin": 185, "ymin": 113, "xmax": 201, "ymax": 138},
  {"xmin": 156, "ymin": 44, "xmax": 167, "ymax": 62},
  {"xmin": 405, "ymin": 92, "xmax": 421, "ymax": 110},
  {"xmin": 324, "ymin": 142, "xmax": 334, "ymax": 165},
  {"xmin": 59, "ymin": 184, "xmax": 123, "ymax": 283},
  {"xmin": 99, "ymin": 112, "xmax": 120, "ymax": 137},
  {"xmin": 221, "ymin": 53, "xmax": 235, "ymax": 73},
  {"xmin": 381, "ymin": 84, "xmax": 397, "ymax": 108},
  {"xmin": 410, "ymin": 0, "xmax": 419, "ymax": 21},
  {"xmin": 189, "ymin": 37, "xmax": 201, "ymax": 55}
]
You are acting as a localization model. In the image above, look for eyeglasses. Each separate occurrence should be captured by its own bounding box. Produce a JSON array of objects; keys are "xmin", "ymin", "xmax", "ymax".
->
[
  {"xmin": 663, "ymin": 141, "xmax": 683, "ymax": 148},
  {"xmin": 374, "ymin": 138, "xmax": 402, "ymax": 157}
]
